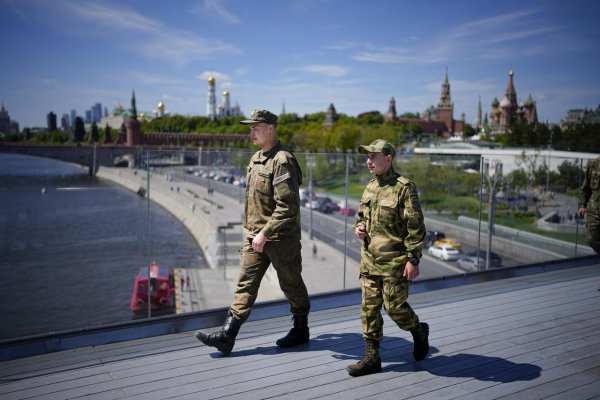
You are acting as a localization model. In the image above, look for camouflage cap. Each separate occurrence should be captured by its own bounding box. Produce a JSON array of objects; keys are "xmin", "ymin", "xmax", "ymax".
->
[
  {"xmin": 240, "ymin": 109, "xmax": 278, "ymax": 126},
  {"xmin": 357, "ymin": 139, "xmax": 396, "ymax": 156}
]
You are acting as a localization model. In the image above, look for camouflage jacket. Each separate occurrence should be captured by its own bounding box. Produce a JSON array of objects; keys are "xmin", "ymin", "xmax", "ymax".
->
[
  {"xmin": 354, "ymin": 168, "xmax": 426, "ymax": 276},
  {"xmin": 244, "ymin": 142, "xmax": 303, "ymax": 240},
  {"xmin": 579, "ymin": 157, "xmax": 600, "ymax": 214}
]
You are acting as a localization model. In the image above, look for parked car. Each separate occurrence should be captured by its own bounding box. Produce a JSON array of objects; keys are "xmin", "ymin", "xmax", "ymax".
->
[
  {"xmin": 434, "ymin": 237, "xmax": 462, "ymax": 251},
  {"xmin": 427, "ymin": 245, "xmax": 460, "ymax": 261},
  {"xmin": 340, "ymin": 207, "xmax": 356, "ymax": 216}
]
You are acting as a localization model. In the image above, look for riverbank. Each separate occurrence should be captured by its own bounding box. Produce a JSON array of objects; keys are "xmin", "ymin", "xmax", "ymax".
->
[{"xmin": 96, "ymin": 166, "xmax": 360, "ymax": 310}]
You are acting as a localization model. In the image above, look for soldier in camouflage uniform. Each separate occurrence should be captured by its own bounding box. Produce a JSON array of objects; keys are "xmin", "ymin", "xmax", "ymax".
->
[
  {"xmin": 578, "ymin": 156, "xmax": 600, "ymax": 291},
  {"xmin": 347, "ymin": 139, "xmax": 429, "ymax": 377},
  {"xmin": 195, "ymin": 110, "xmax": 310, "ymax": 355}
]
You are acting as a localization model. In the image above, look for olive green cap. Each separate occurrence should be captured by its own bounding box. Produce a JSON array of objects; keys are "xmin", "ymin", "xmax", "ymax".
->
[
  {"xmin": 240, "ymin": 109, "xmax": 278, "ymax": 126},
  {"xmin": 357, "ymin": 139, "xmax": 396, "ymax": 156}
]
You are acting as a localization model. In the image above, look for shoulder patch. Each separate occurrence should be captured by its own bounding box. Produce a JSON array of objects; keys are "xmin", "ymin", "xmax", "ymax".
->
[{"xmin": 273, "ymin": 172, "xmax": 291, "ymax": 185}]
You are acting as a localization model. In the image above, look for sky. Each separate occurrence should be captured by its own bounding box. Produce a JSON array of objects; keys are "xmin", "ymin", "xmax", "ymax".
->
[{"xmin": 1, "ymin": 0, "xmax": 599, "ymax": 129}]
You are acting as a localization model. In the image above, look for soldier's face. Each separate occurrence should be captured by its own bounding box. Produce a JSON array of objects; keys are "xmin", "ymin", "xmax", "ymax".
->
[
  {"xmin": 249, "ymin": 123, "xmax": 273, "ymax": 148},
  {"xmin": 367, "ymin": 152, "xmax": 391, "ymax": 175}
]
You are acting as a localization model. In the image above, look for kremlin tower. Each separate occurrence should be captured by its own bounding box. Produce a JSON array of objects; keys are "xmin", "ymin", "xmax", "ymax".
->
[
  {"xmin": 207, "ymin": 76, "xmax": 217, "ymax": 120},
  {"xmin": 206, "ymin": 76, "xmax": 242, "ymax": 120}
]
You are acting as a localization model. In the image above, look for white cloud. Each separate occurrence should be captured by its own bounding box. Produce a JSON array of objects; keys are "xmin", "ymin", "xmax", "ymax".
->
[
  {"xmin": 345, "ymin": 8, "xmax": 562, "ymax": 65},
  {"xmin": 192, "ymin": 0, "xmax": 241, "ymax": 24},
  {"xmin": 286, "ymin": 65, "xmax": 350, "ymax": 78},
  {"xmin": 45, "ymin": 0, "xmax": 240, "ymax": 66}
]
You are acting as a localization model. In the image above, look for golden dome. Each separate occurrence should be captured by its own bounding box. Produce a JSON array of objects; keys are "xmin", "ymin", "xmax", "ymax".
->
[
  {"xmin": 222, "ymin": 90, "xmax": 229, "ymax": 96},
  {"xmin": 208, "ymin": 76, "xmax": 215, "ymax": 85},
  {"xmin": 158, "ymin": 101, "xmax": 165, "ymax": 109}
]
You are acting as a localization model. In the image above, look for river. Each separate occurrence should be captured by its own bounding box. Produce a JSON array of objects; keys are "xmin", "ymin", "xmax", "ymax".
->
[{"xmin": 0, "ymin": 153, "xmax": 206, "ymax": 340}]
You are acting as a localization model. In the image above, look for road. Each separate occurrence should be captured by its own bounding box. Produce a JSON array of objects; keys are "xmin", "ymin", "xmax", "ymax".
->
[{"xmin": 173, "ymin": 168, "xmax": 465, "ymax": 280}]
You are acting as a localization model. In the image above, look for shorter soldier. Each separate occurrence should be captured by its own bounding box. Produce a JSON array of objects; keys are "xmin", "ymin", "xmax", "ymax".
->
[
  {"xmin": 347, "ymin": 139, "xmax": 429, "ymax": 377},
  {"xmin": 578, "ymin": 156, "xmax": 600, "ymax": 291},
  {"xmin": 195, "ymin": 110, "xmax": 311, "ymax": 355}
]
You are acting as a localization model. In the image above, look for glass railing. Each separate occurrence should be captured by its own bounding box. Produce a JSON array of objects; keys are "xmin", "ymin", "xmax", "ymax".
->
[{"xmin": 0, "ymin": 146, "xmax": 592, "ymax": 340}]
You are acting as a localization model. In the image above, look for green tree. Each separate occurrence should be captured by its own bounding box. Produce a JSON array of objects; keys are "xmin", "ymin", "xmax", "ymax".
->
[
  {"xmin": 90, "ymin": 122, "xmax": 99, "ymax": 143},
  {"xmin": 103, "ymin": 125, "xmax": 112, "ymax": 144},
  {"xmin": 462, "ymin": 123, "xmax": 476, "ymax": 138},
  {"xmin": 73, "ymin": 117, "xmax": 85, "ymax": 143}
]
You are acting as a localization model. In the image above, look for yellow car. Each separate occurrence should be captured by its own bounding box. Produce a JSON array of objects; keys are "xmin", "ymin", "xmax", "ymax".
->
[{"xmin": 434, "ymin": 238, "xmax": 462, "ymax": 252}]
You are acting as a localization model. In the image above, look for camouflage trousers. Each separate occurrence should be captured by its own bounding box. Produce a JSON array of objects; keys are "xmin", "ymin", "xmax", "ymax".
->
[
  {"xmin": 360, "ymin": 273, "xmax": 420, "ymax": 342},
  {"xmin": 229, "ymin": 238, "xmax": 310, "ymax": 322},
  {"xmin": 586, "ymin": 210, "xmax": 600, "ymax": 256}
]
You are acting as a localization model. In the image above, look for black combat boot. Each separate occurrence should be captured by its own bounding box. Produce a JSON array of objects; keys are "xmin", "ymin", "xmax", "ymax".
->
[
  {"xmin": 276, "ymin": 315, "xmax": 309, "ymax": 348},
  {"xmin": 410, "ymin": 322, "xmax": 429, "ymax": 361},
  {"xmin": 195, "ymin": 312, "xmax": 242, "ymax": 356},
  {"xmin": 346, "ymin": 338, "xmax": 382, "ymax": 377}
]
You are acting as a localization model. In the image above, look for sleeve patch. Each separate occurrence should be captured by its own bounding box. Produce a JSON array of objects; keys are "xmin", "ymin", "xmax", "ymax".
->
[{"xmin": 273, "ymin": 172, "xmax": 291, "ymax": 185}]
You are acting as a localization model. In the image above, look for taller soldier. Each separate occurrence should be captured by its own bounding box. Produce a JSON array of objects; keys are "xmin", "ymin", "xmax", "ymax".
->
[
  {"xmin": 578, "ymin": 156, "xmax": 600, "ymax": 291},
  {"xmin": 347, "ymin": 139, "xmax": 429, "ymax": 377},
  {"xmin": 195, "ymin": 109, "xmax": 310, "ymax": 355}
]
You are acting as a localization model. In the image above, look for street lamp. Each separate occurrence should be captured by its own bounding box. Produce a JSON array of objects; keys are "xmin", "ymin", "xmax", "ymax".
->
[{"xmin": 483, "ymin": 160, "xmax": 503, "ymax": 270}]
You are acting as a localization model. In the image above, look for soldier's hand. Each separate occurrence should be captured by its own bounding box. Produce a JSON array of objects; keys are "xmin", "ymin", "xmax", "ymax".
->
[
  {"xmin": 404, "ymin": 262, "xmax": 420, "ymax": 281},
  {"xmin": 578, "ymin": 207, "xmax": 586, "ymax": 219},
  {"xmin": 252, "ymin": 231, "xmax": 267, "ymax": 253},
  {"xmin": 355, "ymin": 225, "xmax": 366, "ymax": 240}
]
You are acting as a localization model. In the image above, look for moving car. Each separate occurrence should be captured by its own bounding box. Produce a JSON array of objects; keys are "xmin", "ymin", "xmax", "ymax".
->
[
  {"xmin": 456, "ymin": 255, "xmax": 481, "ymax": 271},
  {"xmin": 340, "ymin": 207, "xmax": 356, "ymax": 216},
  {"xmin": 434, "ymin": 237, "xmax": 462, "ymax": 251},
  {"xmin": 457, "ymin": 251, "xmax": 502, "ymax": 270},
  {"xmin": 425, "ymin": 231, "xmax": 445, "ymax": 247},
  {"xmin": 427, "ymin": 245, "xmax": 460, "ymax": 261}
]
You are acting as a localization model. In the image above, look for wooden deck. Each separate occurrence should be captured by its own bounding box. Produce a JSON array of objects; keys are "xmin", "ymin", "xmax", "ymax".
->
[{"xmin": 1, "ymin": 264, "xmax": 599, "ymax": 400}]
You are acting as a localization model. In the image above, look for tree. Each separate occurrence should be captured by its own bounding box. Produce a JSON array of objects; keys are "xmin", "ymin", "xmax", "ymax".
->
[
  {"xmin": 462, "ymin": 124, "xmax": 476, "ymax": 139},
  {"xmin": 103, "ymin": 125, "xmax": 112, "ymax": 144},
  {"xmin": 73, "ymin": 117, "xmax": 85, "ymax": 143},
  {"xmin": 90, "ymin": 122, "xmax": 99, "ymax": 143},
  {"xmin": 555, "ymin": 159, "xmax": 584, "ymax": 191}
]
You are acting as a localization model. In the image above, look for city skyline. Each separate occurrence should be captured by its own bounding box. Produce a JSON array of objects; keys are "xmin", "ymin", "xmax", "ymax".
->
[{"xmin": 1, "ymin": 0, "xmax": 599, "ymax": 129}]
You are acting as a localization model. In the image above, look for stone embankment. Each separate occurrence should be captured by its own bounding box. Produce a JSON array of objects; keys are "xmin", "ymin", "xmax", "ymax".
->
[
  {"xmin": 96, "ymin": 166, "xmax": 360, "ymax": 311},
  {"xmin": 96, "ymin": 166, "xmax": 243, "ymax": 270}
]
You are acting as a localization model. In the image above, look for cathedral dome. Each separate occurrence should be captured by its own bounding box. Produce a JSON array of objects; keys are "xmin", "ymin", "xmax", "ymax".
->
[
  {"xmin": 500, "ymin": 96, "xmax": 512, "ymax": 109},
  {"xmin": 157, "ymin": 101, "xmax": 165, "ymax": 109},
  {"xmin": 222, "ymin": 90, "xmax": 229, "ymax": 97},
  {"xmin": 208, "ymin": 76, "xmax": 215, "ymax": 85},
  {"xmin": 491, "ymin": 97, "xmax": 500, "ymax": 108}
]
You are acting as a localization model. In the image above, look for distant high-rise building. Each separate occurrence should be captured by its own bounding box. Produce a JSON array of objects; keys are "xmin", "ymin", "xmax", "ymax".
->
[
  {"xmin": 61, "ymin": 113, "xmax": 70, "ymax": 130},
  {"xmin": 0, "ymin": 103, "xmax": 12, "ymax": 134},
  {"xmin": 92, "ymin": 103, "xmax": 102, "ymax": 123},
  {"xmin": 85, "ymin": 110, "xmax": 92, "ymax": 124},
  {"xmin": 47, "ymin": 111, "xmax": 57, "ymax": 131},
  {"xmin": 70, "ymin": 109, "xmax": 77, "ymax": 127}
]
